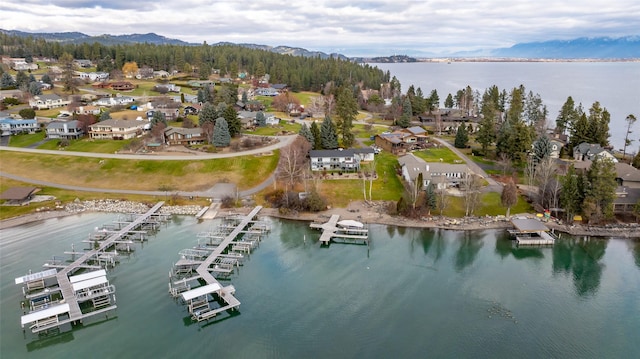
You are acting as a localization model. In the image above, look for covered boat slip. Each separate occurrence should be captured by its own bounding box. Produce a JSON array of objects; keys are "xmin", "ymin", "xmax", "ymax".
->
[
  {"xmin": 170, "ymin": 206, "xmax": 267, "ymax": 322},
  {"xmin": 509, "ymin": 218, "xmax": 557, "ymax": 246},
  {"xmin": 311, "ymin": 215, "xmax": 369, "ymax": 245},
  {"xmin": 15, "ymin": 202, "xmax": 166, "ymax": 333}
]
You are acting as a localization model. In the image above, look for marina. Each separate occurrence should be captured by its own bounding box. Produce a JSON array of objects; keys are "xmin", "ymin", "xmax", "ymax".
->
[
  {"xmin": 14, "ymin": 202, "xmax": 168, "ymax": 333},
  {"xmin": 169, "ymin": 206, "xmax": 270, "ymax": 322}
]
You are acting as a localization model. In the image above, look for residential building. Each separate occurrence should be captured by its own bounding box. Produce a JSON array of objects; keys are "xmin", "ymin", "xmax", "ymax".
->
[
  {"xmin": 29, "ymin": 94, "xmax": 70, "ymax": 110},
  {"xmin": 398, "ymin": 153, "xmax": 470, "ymax": 190},
  {"xmin": 77, "ymin": 71, "xmax": 109, "ymax": 82},
  {"xmin": 164, "ymin": 127, "xmax": 206, "ymax": 146},
  {"xmin": 309, "ymin": 149, "xmax": 362, "ymax": 172},
  {"xmin": 89, "ymin": 119, "xmax": 145, "ymax": 140},
  {"xmin": 573, "ymin": 142, "xmax": 617, "ymax": 162},
  {"xmin": 109, "ymin": 82, "xmax": 135, "ymax": 91},
  {"xmin": 0, "ymin": 118, "xmax": 39, "ymax": 135},
  {"xmin": 374, "ymin": 126, "xmax": 429, "ymax": 156},
  {"xmin": 46, "ymin": 120, "xmax": 84, "ymax": 140},
  {"xmin": 93, "ymin": 96, "xmax": 135, "ymax": 107}
]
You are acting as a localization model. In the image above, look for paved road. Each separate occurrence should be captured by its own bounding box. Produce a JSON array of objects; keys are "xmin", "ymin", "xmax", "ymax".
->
[
  {"xmin": 430, "ymin": 137, "xmax": 502, "ymax": 192},
  {"xmin": 0, "ymin": 134, "xmax": 298, "ymax": 160}
]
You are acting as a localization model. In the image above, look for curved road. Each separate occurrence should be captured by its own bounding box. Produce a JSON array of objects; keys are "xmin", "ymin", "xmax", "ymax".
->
[{"xmin": 0, "ymin": 135, "xmax": 297, "ymax": 198}]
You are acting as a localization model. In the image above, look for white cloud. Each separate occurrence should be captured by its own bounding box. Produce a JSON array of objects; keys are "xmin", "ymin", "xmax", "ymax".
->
[{"xmin": 1, "ymin": 0, "xmax": 638, "ymax": 56}]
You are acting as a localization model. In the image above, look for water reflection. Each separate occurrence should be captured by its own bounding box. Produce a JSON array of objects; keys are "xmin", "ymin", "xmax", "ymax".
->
[
  {"xmin": 386, "ymin": 225, "xmax": 397, "ymax": 239},
  {"xmin": 494, "ymin": 232, "xmax": 545, "ymax": 260},
  {"xmin": 454, "ymin": 231, "xmax": 484, "ymax": 272},
  {"xmin": 633, "ymin": 240, "xmax": 640, "ymax": 269},
  {"xmin": 552, "ymin": 238, "xmax": 608, "ymax": 296}
]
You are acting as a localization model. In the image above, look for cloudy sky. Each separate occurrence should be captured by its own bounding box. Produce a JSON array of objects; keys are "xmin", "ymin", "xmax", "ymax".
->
[{"xmin": 2, "ymin": 0, "xmax": 639, "ymax": 56}]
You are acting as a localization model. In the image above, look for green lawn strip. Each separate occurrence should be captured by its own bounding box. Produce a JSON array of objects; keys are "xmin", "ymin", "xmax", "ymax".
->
[
  {"xmin": 413, "ymin": 147, "xmax": 463, "ymax": 163},
  {"xmin": 7, "ymin": 131, "xmax": 46, "ymax": 147},
  {"xmin": 37, "ymin": 138, "xmax": 131, "ymax": 153},
  {"xmin": 248, "ymin": 122, "xmax": 301, "ymax": 136},
  {"xmin": 441, "ymin": 192, "xmax": 532, "ymax": 217},
  {"xmin": 352, "ymin": 123, "xmax": 388, "ymax": 139},
  {"xmin": 1, "ymin": 151, "xmax": 278, "ymax": 192},
  {"xmin": 291, "ymin": 92, "xmax": 316, "ymax": 106}
]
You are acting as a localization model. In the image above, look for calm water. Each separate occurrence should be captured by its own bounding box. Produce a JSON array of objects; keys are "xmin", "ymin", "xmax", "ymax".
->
[
  {"xmin": 376, "ymin": 62, "xmax": 640, "ymax": 151},
  {"xmin": 1, "ymin": 214, "xmax": 639, "ymax": 358}
]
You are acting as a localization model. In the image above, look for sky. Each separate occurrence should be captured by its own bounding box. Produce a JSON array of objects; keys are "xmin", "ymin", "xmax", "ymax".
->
[{"xmin": 2, "ymin": 0, "xmax": 639, "ymax": 56}]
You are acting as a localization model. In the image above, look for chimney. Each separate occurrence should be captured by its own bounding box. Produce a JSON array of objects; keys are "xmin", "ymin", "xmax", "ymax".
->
[{"xmin": 63, "ymin": 123, "xmax": 68, "ymax": 133}]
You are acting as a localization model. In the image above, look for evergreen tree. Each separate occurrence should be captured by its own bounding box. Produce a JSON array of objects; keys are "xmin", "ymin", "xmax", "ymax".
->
[
  {"xmin": 427, "ymin": 89, "xmax": 440, "ymax": 114},
  {"xmin": 198, "ymin": 102, "xmax": 217, "ymax": 126},
  {"xmin": 99, "ymin": 110, "xmax": 111, "ymax": 121},
  {"xmin": 28, "ymin": 81, "xmax": 41, "ymax": 96},
  {"xmin": 425, "ymin": 183, "xmax": 437, "ymax": 215},
  {"xmin": 310, "ymin": 121, "xmax": 322, "ymax": 150},
  {"xmin": 151, "ymin": 111, "xmax": 167, "ymax": 127},
  {"xmin": 1, "ymin": 72, "xmax": 15, "ymax": 89},
  {"xmin": 560, "ymin": 164, "xmax": 582, "ymax": 222},
  {"xmin": 320, "ymin": 115, "xmax": 338, "ymax": 149},
  {"xmin": 622, "ymin": 114, "xmax": 637, "ymax": 159},
  {"xmin": 454, "ymin": 123, "xmax": 469, "ymax": 148},
  {"xmin": 255, "ymin": 111, "xmax": 266, "ymax": 127},
  {"xmin": 15, "ymin": 71, "xmax": 29, "ymax": 89},
  {"xmin": 60, "ymin": 52, "xmax": 78, "ymax": 94},
  {"xmin": 444, "ymin": 93, "xmax": 454, "ymax": 109},
  {"xmin": 569, "ymin": 111, "xmax": 590, "ymax": 150},
  {"xmin": 223, "ymin": 105, "xmax": 240, "ymax": 137},
  {"xmin": 336, "ymin": 87, "xmax": 357, "ymax": 147},
  {"xmin": 532, "ymin": 135, "xmax": 552, "ymax": 163},
  {"xmin": 587, "ymin": 101, "xmax": 610, "ymax": 147},
  {"xmin": 633, "ymin": 149, "xmax": 640, "ymax": 169},
  {"xmin": 241, "ymin": 90, "xmax": 248, "ymax": 104},
  {"xmin": 197, "ymin": 89, "xmax": 206, "ymax": 104},
  {"xmin": 213, "ymin": 118, "xmax": 231, "ymax": 147},
  {"xmin": 41, "ymin": 73, "xmax": 52, "ymax": 85},
  {"xmin": 398, "ymin": 97, "xmax": 412, "ymax": 128},
  {"xmin": 584, "ymin": 157, "xmax": 617, "ymax": 222},
  {"xmin": 299, "ymin": 123, "xmax": 314, "ymax": 144},
  {"xmin": 413, "ymin": 87, "xmax": 426, "ymax": 115},
  {"xmin": 556, "ymin": 96, "xmax": 577, "ymax": 135}
]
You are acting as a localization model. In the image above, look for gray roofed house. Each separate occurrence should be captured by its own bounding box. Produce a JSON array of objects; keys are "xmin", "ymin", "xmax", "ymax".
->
[
  {"xmin": 46, "ymin": 120, "xmax": 84, "ymax": 140},
  {"xmin": 398, "ymin": 153, "xmax": 470, "ymax": 190},
  {"xmin": 309, "ymin": 149, "xmax": 361, "ymax": 172},
  {"xmin": 573, "ymin": 142, "xmax": 617, "ymax": 162},
  {"xmin": 164, "ymin": 126, "xmax": 206, "ymax": 145}
]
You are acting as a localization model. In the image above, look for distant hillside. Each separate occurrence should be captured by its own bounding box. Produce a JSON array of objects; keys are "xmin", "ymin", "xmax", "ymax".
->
[
  {"xmin": 489, "ymin": 36, "xmax": 640, "ymax": 59},
  {"xmin": 354, "ymin": 55, "xmax": 418, "ymax": 63},
  {"xmin": 0, "ymin": 29, "xmax": 348, "ymax": 60}
]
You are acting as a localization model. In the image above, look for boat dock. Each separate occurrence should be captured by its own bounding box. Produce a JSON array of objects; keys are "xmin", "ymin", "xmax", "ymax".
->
[
  {"xmin": 310, "ymin": 215, "xmax": 369, "ymax": 245},
  {"xmin": 15, "ymin": 202, "xmax": 167, "ymax": 333},
  {"xmin": 169, "ymin": 206, "xmax": 269, "ymax": 322},
  {"xmin": 508, "ymin": 218, "xmax": 557, "ymax": 246}
]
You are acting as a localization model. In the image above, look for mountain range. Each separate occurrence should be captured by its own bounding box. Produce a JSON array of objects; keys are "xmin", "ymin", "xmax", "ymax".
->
[{"xmin": 1, "ymin": 29, "xmax": 638, "ymax": 60}]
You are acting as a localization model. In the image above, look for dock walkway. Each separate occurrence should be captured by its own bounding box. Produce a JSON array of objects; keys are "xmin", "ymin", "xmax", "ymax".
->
[{"xmin": 310, "ymin": 214, "xmax": 369, "ymax": 245}]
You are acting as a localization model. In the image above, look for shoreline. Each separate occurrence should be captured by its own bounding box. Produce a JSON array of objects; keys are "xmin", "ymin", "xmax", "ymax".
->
[{"xmin": 4, "ymin": 200, "xmax": 639, "ymax": 239}]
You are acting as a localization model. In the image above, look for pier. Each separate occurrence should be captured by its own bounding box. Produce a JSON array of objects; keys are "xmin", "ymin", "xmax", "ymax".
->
[
  {"xmin": 15, "ymin": 202, "xmax": 166, "ymax": 333},
  {"xmin": 310, "ymin": 215, "xmax": 369, "ymax": 245},
  {"xmin": 170, "ymin": 206, "xmax": 269, "ymax": 322},
  {"xmin": 508, "ymin": 218, "xmax": 557, "ymax": 246}
]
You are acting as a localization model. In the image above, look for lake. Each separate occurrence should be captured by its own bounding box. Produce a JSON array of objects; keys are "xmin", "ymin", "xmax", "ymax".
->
[
  {"xmin": 375, "ymin": 62, "xmax": 640, "ymax": 151},
  {"xmin": 1, "ymin": 214, "xmax": 639, "ymax": 358}
]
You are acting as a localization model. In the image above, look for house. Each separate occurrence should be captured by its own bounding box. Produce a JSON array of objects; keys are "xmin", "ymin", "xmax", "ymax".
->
[
  {"xmin": 573, "ymin": 142, "xmax": 617, "ymax": 163},
  {"xmin": 374, "ymin": 126, "xmax": 429, "ymax": 156},
  {"xmin": 613, "ymin": 162, "xmax": 640, "ymax": 189},
  {"xmin": 398, "ymin": 153, "xmax": 470, "ymax": 190},
  {"xmin": 109, "ymin": 81, "xmax": 135, "ymax": 92},
  {"xmin": 29, "ymin": 94, "xmax": 70, "ymax": 110},
  {"xmin": 309, "ymin": 149, "xmax": 362, "ymax": 172},
  {"xmin": 73, "ymin": 106, "xmax": 101, "ymax": 116},
  {"xmin": 184, "ymin": 104, "xmax": 202, "ymax": 115},
  {"xmin": 352, "ymin": 148, "xmax": 376, "ymax": 162},
  {"xmin": 531, "ymin": 138, "xmax": 565, "ymax": 159},
  {"xmin": 73, "ymin": 59, "xmax": 93, "ymax": 68},
  {"xmin": 12, "ymin": 60, "xmax": 38, "ymax": 71},
  {"xmin": 156, "ymin": 108, "xmax": 180, "ymax": 121},
  {"xmin": 0, "ymin": 187, "xmax": 39, "ymax": 205},
  {"xmin": 187, "ymin": 80, "xmax": 216, "ymax": 88},
  {"xmin": 153, "ymin": 70, "xmax": 170, "ymax": 78},
  {"xmin": 77, "ymin": 72, "xmax": 109, "ymax": 82},
  {"xmin": 613, "ymin": 187, "xmax": 640, "ymax": 213},
  {"xmin": 265, "ymin": 114, "xmax": 279, "ymax": 126},
  {"xmin": 46, "ymin": 120, "xmax": 84, "ymax": 140},
  {"xmin": 164, "ymin": 127, "xmax": 206, "ymax": 146},
  {"xmin": 93, "ymin": 96, "xmax": 135, "ymax": 107},
  {"xmin": 89, "ymin": 119, "xmax": 145, "ymax": 140},
  {"xmin": 155, "ymin": 84, "xmax": 181, "ymax": 93},
  {"xmin": 0, "ymin": 118, "xmax": 39, "ymax": 135},
  {"xmin": 271, "ymin": 84, "xmax": 288, "ymax": 91},
  {"xmin": 255, "ymin": 87, "xmax": 279, "ymax": 96}
]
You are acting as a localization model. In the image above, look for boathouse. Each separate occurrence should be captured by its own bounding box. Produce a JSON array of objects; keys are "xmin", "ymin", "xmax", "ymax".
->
[{"xmin": 508, "ymin": 218, "xmax": 556, "ymax": 246}]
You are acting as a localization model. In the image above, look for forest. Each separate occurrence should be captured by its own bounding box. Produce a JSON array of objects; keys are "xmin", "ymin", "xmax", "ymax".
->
[{"xmin": 0, "ymin": 33, "xmax": 389, "ymax": 92}]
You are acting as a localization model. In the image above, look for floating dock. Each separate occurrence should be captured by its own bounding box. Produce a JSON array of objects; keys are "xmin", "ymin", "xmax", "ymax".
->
[
  {"xmin": 310, "ymin": 215, "xmax": 369, "ymax": 245},
  {"xmin": 508, "ymin": 218, "xmax": 557, "ymax": 246},
  {"xmin": 170, "ymin": 206, "xmax": 269, "ymax": 322},
  {"xmin": 15, "ymin": 202, "xmax": 167, "ymax": 333}
]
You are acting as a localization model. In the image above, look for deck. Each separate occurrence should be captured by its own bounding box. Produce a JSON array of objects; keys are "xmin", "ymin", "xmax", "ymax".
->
[{"xmin": 310, "ymin": 215, "xmax": 369, "ymax": 245}]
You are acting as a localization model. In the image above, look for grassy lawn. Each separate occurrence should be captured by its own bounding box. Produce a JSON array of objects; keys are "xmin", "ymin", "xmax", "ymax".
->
[
  {"xmin": 249, "ymin": 121, "xmax": 301, "ymax": 136},
  {"xmin": 413, "ymin": 147, "xmax": 463, "ymax": 163},
  {"xmin": 0, "ymin": 151, "xmax": 279, "ymax": 192},
  {"xmin": 7, "ymin": 131, "xmax": 46, "ymax": 147},
  {"xmin": 38, "ymin": 138, "xmax": 132, "ymax": 153},
  {"xmin": 441, "ymin": 193, "xmax": 532, "ymax": 217},
  {"xmin": 315, "ymin": 152, "xmax": 403, "ymax": 207},
  {"xmin": 36, "ymin": 108, "xmax": 64, "ymax": 118},
  {"xmin": 290, "ymin": 91, "xmax": 317, "ymax": 106},
  {"xmin": 352, "ymin": 123, "xmax": 388, "ymax": 139}
]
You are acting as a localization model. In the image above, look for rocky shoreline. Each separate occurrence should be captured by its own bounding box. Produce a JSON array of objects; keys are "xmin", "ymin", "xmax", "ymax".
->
[{"xmin": 2, "ymin": 199, "xmax": 639, "ymax": 238}]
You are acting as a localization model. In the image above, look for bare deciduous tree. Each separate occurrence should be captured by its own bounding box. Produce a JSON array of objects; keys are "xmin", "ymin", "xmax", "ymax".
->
[
  {"xmin": 501, "ymin": 179, "xmax": 518, "ymax": 217},
  {"xmin": 277, "ymin": 135, "xmax": 311, "ymax": 188},
  {"xmin": 462, "ymin": 173, "xmax": 482, "ymax": 216}
]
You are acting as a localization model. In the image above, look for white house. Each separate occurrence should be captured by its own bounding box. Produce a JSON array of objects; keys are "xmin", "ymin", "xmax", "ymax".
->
[
  {"xmin": 46, "ymin": 120, "xmax": 84, "ymax": 140},
  {"xmin": 309, "ymin": 149, "xmax": 361, "ymax": 172},
  {"xmin": 573, "ymin": 142, "xmax": 618, "ymax": 163},
  {"xmin": 29, "ymin": 94, "xmax": 70, "ymax": 110},
  {"xmin": 89, "ymin": 119, "xmax": 145, "ymax": 140},
  {"xmin": 0, "ymin": 118, "xmax": 39, "ymax": 135},
  {"xmin": 78, "ymin": 71, "xmax": 109, "ymax": 82}
]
